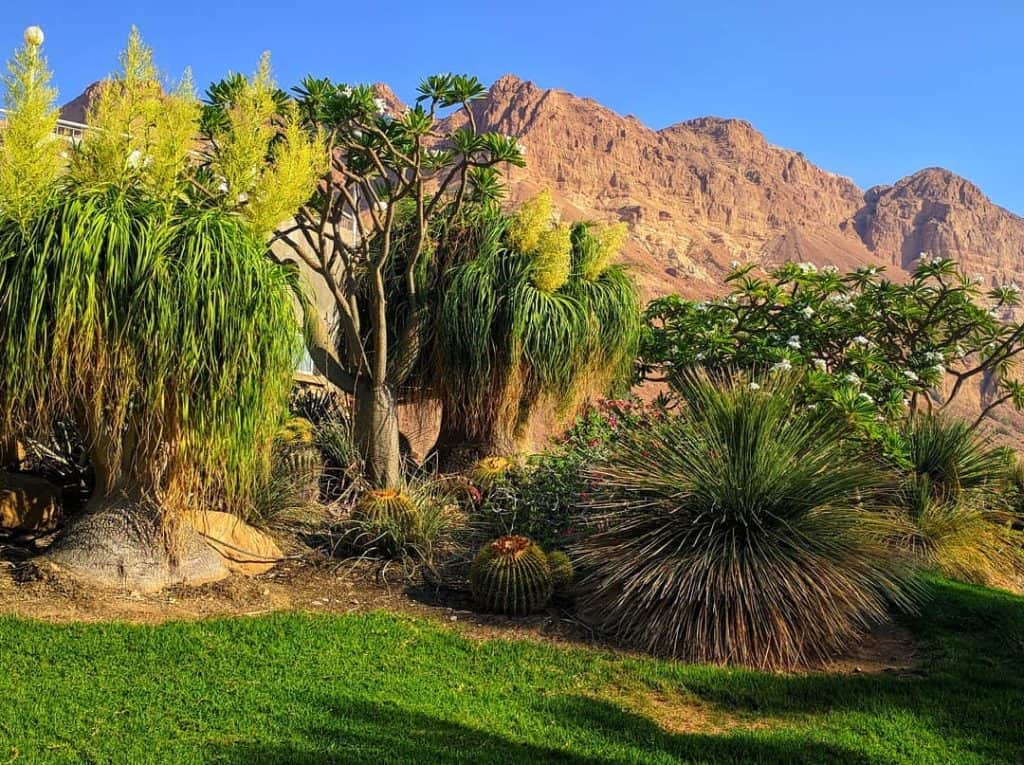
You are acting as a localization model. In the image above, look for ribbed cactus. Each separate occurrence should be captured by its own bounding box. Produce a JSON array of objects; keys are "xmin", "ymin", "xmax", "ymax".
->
[
  {"xmin": 547, "ymin": 550, "xmax": 575, "ymax": 594},
  {"xmin": 279, "ymin": 416, "xmax": 315, "ymax": 444},
  {"xmin": 470, "ymin": 535, "xmax": 553, "ymax": 616},
  {"xmin": 468, "ymin": 455, "xmax": 513, "ymax": 490},
  {"xmin": 352, "ymin": 488, "xmax": 420, "ymax": 530}
]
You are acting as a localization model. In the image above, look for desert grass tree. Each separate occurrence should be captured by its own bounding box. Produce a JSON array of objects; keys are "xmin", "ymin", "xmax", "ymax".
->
[
  {"xmin": 893, "ymin": 415, "xmax": 1024, "ymax": 589},
  {"xmin": 431, "ymin": 192, "xmax": 641, "ymax": 464},
  {"xmin": 574, "ymin": 371, "xmax": 920, "ymax": 669},
  {"xmin": 0, "ymin": 30, "xmax": 318, "ymax": 588},
  {"xmin": 233, "ymin": 74, "xmax": 524, "ymax": 487}
]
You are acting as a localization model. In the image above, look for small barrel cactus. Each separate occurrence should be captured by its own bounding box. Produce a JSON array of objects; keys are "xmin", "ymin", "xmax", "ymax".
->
[
  {"xmin": 470, "ymin": 535, "xmax": 553, "ymax": 616},
  {"xmin": 468, "ymin": 455, "xmax": 514, "ymax": 490},
  {"xmin": 547, "ymin": 550, "xmax": 575, "ymax": 593},
  {"xmin": 279, "ymin": 416, "xmax": 316, "ymax": 445},
  {"xmin": 352, "ymin": 488, "xmax": 420, "ymax": 530}
]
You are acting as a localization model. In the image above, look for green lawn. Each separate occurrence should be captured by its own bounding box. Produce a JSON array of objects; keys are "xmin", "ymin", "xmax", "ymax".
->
[{"xmin": 0, "ymin": 578, "xmax": 1021, "ymax": 764}]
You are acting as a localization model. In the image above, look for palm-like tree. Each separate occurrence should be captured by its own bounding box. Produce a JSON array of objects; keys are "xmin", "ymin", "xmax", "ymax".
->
[{"xmin": 430, "ymin": 194, "xmax": 641, "ymax": 466}]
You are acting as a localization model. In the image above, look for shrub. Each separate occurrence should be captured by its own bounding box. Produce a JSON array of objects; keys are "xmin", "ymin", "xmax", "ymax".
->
[
  {"xmin": 470, "ymin": 535, "xmax": 553, "ymax": 615},
  {"xmin": 574, "ymin": 372, "xmax": 919, "ymax": 669},
  {"xmin": 893, "ymin": 416, "xmax": 1023, "ymax": 589},
  {"xmin": 547, "ymin": 550, "xmax": 575, "ymax": 594}
]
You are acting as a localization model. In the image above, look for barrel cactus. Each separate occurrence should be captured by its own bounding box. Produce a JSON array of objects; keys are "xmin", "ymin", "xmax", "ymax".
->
[
  {"xmin": 470, "ymin": 535, "xmax": 553, "ymax": 616},
  {"xmin": 547, "ymin": 550, "xmax": 575, "ymax": 593},
  {"xmin": 353, "ymin": 488, "xmax": 420, "ymax": 530},
  {"xmin": 468, "ymin": 455, "xmax": 514, "ymax": 490},
  {"xmin": 278, "ymin": 417, "xmax": 322, "ymax": 499}
]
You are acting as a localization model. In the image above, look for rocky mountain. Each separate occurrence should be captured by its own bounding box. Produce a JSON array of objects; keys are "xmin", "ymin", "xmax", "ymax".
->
[{"xmin": 450, "ymin": 74, "xmax": 1024, "ymax": 298}]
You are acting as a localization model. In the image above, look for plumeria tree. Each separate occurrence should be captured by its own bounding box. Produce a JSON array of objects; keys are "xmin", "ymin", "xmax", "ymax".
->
[
  {"xmin": 212, "ymin": 74, "xmax": 525, "ymax": 486},
  {"xmin": 641, "ymin": 256, "xmax": 1024, "ymax": 434}
]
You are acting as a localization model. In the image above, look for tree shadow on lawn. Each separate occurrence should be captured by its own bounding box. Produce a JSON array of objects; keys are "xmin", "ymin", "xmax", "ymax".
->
[
  {"xmin": 215, "ymin": 580, "xmax": 1024, "ymax": 765},
  {"xmin": 212, "ymin": 696, "xmax": 874, "ymax": 765}
]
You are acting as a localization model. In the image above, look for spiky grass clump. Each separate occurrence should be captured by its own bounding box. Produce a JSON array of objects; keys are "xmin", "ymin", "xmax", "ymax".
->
[
  {"xmin": 547, "ymin": 550, "xmax": 575, "ymax": 594},
  {"xmin": 470, "ymin": 535, "xmax": 553, "ymax": 616},
  {"xmin": 895, "ymin": 416, "xmax": 1023, "ymax": 590},
  {"xmin": 574, "ymin": 372, "xmax": 919, "ymax": 669},
  {"xmin": 468, "ymin": 456, "xmax": 514, "ymax": 490}
]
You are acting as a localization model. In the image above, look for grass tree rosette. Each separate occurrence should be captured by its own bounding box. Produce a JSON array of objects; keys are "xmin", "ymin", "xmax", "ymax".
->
[
  {"xmin": 574, "ymin": 371, "xmax": 921, "ymax": 669},
  {"xmin": 470, "ymin": 535, "xmax": 553, "ymax": 616}
]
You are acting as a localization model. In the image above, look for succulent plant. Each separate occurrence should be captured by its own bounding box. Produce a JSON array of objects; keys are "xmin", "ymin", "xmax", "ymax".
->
[
  {"xmin": 547, "ymin": 550, "xmax": 575, "ymax": 593},
  {"xmin": 352, "ymin": 488, "xmax": 420, "ymax": 530},
  {"xmin": 468, "ymin": 455, "xmax": 514, "ymax": 489},
  {"xmin": 279, "ymin": 416, "xmax": 316, "ymax": 445},
  {"xmin": 470, "ymin": 535, "xmax": 553, "ymax": 616}
]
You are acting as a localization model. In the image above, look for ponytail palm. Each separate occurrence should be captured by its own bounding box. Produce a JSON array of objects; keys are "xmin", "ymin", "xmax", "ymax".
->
[
  {"xmin": 433, "ymin": 201, "xmax": 640, "ymax": 462},
  {"xmin": 0, "ymin": 186, "xmax": 299, "ymax": 516}
]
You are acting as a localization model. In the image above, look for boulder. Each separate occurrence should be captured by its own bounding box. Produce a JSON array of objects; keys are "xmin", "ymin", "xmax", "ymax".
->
[
  {"xmin": 0, "ymin": 471, "xmax": 62, "ymax": 532},
  {"xmin": 186, "ymin": 511, "xmax": 282, "ymax": 576},
  {"xmin": 44, "ymin": 499, "xmax": 229, "ymax": 592}
]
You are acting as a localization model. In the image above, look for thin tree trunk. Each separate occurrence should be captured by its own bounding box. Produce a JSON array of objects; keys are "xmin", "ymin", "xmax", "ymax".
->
[{"xmin": 355, "ymin": 382, "xmax": 401, "ymax": 488}]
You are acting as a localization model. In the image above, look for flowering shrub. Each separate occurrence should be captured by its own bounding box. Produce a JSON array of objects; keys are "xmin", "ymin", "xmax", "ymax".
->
[
  {"xmin": 641, "ymin": 257, "xmax": 1024, "ymax": 435},
  {"xmin": 475, "ymin": 397, "xmax": 659, "ymax": 548}
]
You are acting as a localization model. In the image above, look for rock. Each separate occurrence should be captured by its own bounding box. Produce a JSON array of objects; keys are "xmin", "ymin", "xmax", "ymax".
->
[
  {"xmin": 44, "ymin": 499, "xmax": 229, "ymax": 592},
  {"xmin": 0, "ymin": 472, "xmax": 62, "ymax": 532},
  {"xmin": 185, "ymin": 510, "xmax": 282, "ymax": 576}
]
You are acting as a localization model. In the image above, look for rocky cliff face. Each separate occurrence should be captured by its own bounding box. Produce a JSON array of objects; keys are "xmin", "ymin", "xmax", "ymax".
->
[{"xmin": 454, "ymin": 75, "xmax": 1024, "ymax": 299}]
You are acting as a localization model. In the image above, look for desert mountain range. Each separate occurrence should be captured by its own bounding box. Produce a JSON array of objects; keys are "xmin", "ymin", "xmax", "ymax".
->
[{"xmin": 62, "ymin": 74, "xmax": 1024, "ymax": 300}]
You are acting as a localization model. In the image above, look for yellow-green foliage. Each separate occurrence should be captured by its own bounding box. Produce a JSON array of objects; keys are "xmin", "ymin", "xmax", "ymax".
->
[
  {"xmin": 71, "ymin": 28, "xmax": 200, "ymax": 202},
  {"xmin": 0, "ymin": 31, "xmax": 63, "ymax": 226},
  {"xmin": 531, "ymin": 223, "xmax": 572, "ymax": 293},
  {"xmin": 279, "ymin": 416, "xmax": 315, "ymax": 445},
  {"xmin": 205, "ymin": 54, "xmax": 325, "ymax": 239},
  {"xmin": 507, "ymin": 189, "xmax": 552, "ymax": 253},
  {"xmin": 585, "ymin": 223, "xmax": 627, "ymax": 280},
  {"xmin": 470, "ymin": 535, "xmax": 553, "ymax": 616}
]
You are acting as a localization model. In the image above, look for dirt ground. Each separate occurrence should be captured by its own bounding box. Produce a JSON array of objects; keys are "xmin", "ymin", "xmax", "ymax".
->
[{"xmin": 0, "ymin": 539, "xmax": 917, "ymax": 676}]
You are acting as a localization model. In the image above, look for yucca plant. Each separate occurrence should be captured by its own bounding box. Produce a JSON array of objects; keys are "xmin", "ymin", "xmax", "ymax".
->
[
  {"xmin": 431, "ymin": 197, "xmax": 641, "ymax": 465},
  {"xmin": 894, "ymin": 416, "xmax": 1023, "ymax": 589},
  {"xmin": 574, "ymin": 371, "xmax": 920, "ymax": 669},
  {"xmin": 470, "ymin": 535, "xmax": 553, "ymax": 616}
]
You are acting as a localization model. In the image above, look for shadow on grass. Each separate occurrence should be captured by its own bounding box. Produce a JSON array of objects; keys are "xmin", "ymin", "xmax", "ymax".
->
[{"xmin": 213, "ymin": 696, "xmax": 872, "ymax": 764}]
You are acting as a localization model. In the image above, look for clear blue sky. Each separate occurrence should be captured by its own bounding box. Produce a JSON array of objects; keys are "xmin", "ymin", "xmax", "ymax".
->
[{"xmin": 8, "ymin": 1, "xmax": 1024, "ymax": 213}]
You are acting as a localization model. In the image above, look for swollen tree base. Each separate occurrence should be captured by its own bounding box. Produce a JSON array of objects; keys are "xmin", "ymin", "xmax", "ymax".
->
[{"xmin": 41, "ymin": 498, "xmax": 229, "ymax": 593}]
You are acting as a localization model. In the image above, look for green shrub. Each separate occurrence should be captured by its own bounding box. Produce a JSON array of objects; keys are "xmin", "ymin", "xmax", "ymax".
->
[
  {"xmin": 574, "ymin": 371, "xmax": 920, "ymax": 669},
  {"xmin": 547, "ymin": 550, "xmax": 575, "ymax": 594},
  {"xmin": 894, "ymin": 416, "xmax": 1023, "ymax": 589},
  {"xmin": 470, "ymin": 535, "xmax": 553, "ymax": 615}
]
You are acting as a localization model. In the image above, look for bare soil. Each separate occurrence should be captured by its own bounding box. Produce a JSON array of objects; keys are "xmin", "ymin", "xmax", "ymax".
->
[{"xmin": 0, "ymin": 538, "xmax": 916, "ymax": 676}]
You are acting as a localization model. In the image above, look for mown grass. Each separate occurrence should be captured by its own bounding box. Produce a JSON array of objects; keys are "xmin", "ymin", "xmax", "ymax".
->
[{"xmin": 0, "ymin": 577, "xmax": 1021, "ymax": 764}]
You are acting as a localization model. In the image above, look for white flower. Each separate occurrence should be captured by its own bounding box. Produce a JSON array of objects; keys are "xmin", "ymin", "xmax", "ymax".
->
[
  {"xmin": 852, "ymin": 336, "xmax": 869, "ymax": 346},
  {"xmin": 932, "ymin": 364, "xmax": 945, "ymax": 376},
  {"xmin": 126, "ymin": 149, "xmax": 142, "ymax": 168},
  {"xmin": 695, "ymin": 302, "xmax": 707, "ymax": 311},
  {"xmin": 858, "ymin": 392, "xmax": 874, "ymax": 403},
  {"xmin": 813, "ymin": 358, "xmax": 827, "ymax": 372},
  {"xmin": 23, "ymin": 26, "xmax": 44, "ymax": 46},
  {"xmin": 787, "ymin": 335, "xmax": 801, "ymax": 349},
  {"xmin": 955, "ymin": 344, "xmax": 966, "ymax": 359},
  {"xmin": 373, "ymin": 97, "xmax": 388, "ymax": 114},
  {"xmin": 823, "ymin": 265, "xmax": 839, "ymax": 275},
  {"xmin": 217, "ymin": 181, "xmax": 229, "ymax": 193},
  {"xmin": 903, "ymin": 370, "xmax": 919, "ymax": 382},
  {"xmin": 340, "ymin": 86, "xmax": 352, "ymax": 96},
  {"xmin": 800, "ymin": 306, "xmax": 815, "ymax": 319},
  {"xmin": 797, "ymin": 262, "xmax": 817, "ymax": 274},
  {"xmin": 730, "ymin": 260, "xmax": 740, "ymax": 269},
  {"xmin": 748, "ymin": 382, "xmax": 761, "ymax": 390},
  {"xmin": 924, "ymin": 351, "xmax": 943, "ymax": 363},
  {"xmin": 516, "ymin": 141, "xmax": 526, "ymax": 156},
  {"xmin": 694, "ymin": 352, "xmax": 705, "ymax": 361},
  {"xmin": 843, "ymin": 372, "xmax": 860, "ymax": 385},
  {"xmin": 770, "ymin": 359, "xmax": 793, "ymax": 373},
  {"xmin": 237, "ymin": 192, "xmax": 249, "ymax": 203}
]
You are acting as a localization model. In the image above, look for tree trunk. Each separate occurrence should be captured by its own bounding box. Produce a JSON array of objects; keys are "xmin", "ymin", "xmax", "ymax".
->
[{"xmin": 355, "ymin": 382, "xmax": 402, "ymax": 488}]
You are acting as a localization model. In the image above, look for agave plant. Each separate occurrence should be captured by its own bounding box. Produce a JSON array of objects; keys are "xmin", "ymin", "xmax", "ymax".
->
[
  {"xmin": 574, "ymin": 372, "xmax": 919, "ymax": 669},
  {"xmin": 894, "ymin": 416, "xmax": 1023, "ymax": 589}
]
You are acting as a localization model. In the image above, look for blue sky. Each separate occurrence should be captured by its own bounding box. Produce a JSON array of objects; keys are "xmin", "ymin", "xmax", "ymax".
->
[{"xmin": 8, "ymin": 1, "xmax": 1024, "ymax": 213}]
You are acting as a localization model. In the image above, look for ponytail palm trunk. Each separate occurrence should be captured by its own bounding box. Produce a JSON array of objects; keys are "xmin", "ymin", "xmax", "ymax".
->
[{"xmin": 0, "ymin": 188, "xmax": 299, "ymax": 590}]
